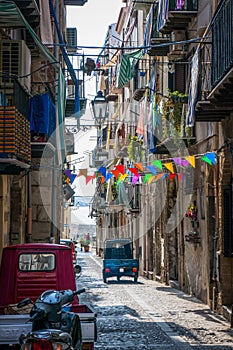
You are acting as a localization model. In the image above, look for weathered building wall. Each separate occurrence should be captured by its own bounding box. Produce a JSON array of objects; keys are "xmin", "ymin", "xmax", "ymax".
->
[
  {"xmin": 10, "ymin": 175, "xmax": 28, "ymax": 244},
  {"xmin": 0, "ymin": 176, "xmax": 11, "ymax": 259}
]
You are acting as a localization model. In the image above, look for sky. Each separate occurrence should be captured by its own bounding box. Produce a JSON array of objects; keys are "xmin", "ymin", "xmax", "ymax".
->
[
  {"xmin": 66, "ymin": 1, "xmax": 123, "ymax": 228},
  {"xmin": 67, "ymin": 0, "xmax": 123, "ymax": 55}
]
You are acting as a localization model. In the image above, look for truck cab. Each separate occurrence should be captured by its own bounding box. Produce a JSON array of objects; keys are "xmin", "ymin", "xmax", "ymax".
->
[
  {"xmin": 0, "ymin": 243, "xmax": 96, "ymax": 350},
  {"xmin": 102, "ymin": 238, "xmax": 139, "ymax": 283}
]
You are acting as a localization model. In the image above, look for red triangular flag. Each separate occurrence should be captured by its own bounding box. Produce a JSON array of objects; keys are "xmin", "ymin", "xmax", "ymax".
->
[
  {"xmin": 111, "ymin": 169, "xmax": 120, "ymax": 179},
  {"xmin": 115, "ymin": 165, "xmax": 125, "ymax": 175},
  {"xmin": 86, "ymin": 174, "xmax": 96, "ymax": 185},
  {"xmin": 128, "ymin": 167, "xmax": 139, "ymax": 177},
  {"xmin": 169, "ymin": 174, "xmax": 176, "ymax": 180}
]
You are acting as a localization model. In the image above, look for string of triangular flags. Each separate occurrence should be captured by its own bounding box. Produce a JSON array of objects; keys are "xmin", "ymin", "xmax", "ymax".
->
[
  {"xmin": 63, "ymin": 152, "xmax": 217, "ymax": 186},
  {"xmin": 63, "ymin": 169, "xmax": 96, "ymax": 185},
  {"xmin": 97, "ymin": 152, "xmax": 217, "ymax": 185}
]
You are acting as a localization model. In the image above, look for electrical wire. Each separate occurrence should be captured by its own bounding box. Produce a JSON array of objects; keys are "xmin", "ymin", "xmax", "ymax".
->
[{"xmin": 55, "ymin": 36, "xmax": 210, "ymax": 52}]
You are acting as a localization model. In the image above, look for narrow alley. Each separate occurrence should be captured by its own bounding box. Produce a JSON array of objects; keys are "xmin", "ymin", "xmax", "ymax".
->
[{"xmin": 77, "ymin": 250, "xmax": 233, "ymax": 350}]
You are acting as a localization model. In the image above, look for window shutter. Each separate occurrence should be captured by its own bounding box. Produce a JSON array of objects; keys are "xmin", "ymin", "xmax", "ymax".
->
[
  {"xmin": 223, "ymin": 187, "xmax": 233, "ymax": 257},
  {"xmin": 175, "ymin": 63, "xmax": 186, "ymax": 93}
]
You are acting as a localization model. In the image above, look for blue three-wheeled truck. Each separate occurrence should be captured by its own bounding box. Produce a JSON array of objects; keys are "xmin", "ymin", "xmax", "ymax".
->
[{"xmin": 102, "ymin": 238, "xmax": 139, "ymax": 283}]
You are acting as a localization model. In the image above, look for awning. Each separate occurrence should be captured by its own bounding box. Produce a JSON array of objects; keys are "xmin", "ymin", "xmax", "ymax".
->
[
  {"xmin": 116, "ymin": 49, "xmax": 143, "ymax": 89},
  {"xmin": 0, "ymin": 1, "xmax": 66, "ymax": 164}
]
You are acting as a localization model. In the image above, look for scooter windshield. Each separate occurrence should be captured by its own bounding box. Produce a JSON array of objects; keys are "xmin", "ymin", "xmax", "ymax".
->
[{"xmin": 39, "ymin": 290, "xmax": 61, "ymax": 304}]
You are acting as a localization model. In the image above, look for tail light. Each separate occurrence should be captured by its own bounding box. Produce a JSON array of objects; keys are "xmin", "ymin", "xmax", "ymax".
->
[
  {"xmin": 132, "ymin": 267, "xmax": 138, "ymax": 273},
  {"xmin": 105, "ymin": 268, "xmax": 110, "ymax": 273},
  {"xmin": 23, "ymin": 341, "xmax": 55, "ymax": 350},
  {"xmin": 32, "ymin": 341, "xmax": 54, "ymax": 350}
]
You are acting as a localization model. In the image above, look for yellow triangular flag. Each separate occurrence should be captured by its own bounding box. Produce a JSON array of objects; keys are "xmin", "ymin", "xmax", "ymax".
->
[
  {"xmin": 185, "ymin": 156, "xmax": 196, "ymax": 168},
  {"xmin": 119, "ymin": 174, "xmax": 128, "ymax": 182},
  {"xmin": 148, "ymin": 175, "xmax": 155, "ymax": 184},
  {"xmin": 163, "ymin": 162, "xmax": 174, "ymax": 174}
]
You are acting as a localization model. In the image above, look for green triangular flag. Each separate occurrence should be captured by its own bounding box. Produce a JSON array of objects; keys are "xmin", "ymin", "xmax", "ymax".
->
[
  {"xmin": 144, "ymin": 174, "xmax": 153, "ymax": 183},
  {"xmin": 151, "ymin": 160, "xmax": 163, "ymax": 170},
  {"xmin": 201, "ymin": 155, "xmax": 213, "ymax": 165}
]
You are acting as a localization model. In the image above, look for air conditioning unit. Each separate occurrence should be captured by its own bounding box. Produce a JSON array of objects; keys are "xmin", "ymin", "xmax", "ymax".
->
[
  {"xmin": 0, "ymin": 40, "xmax": 31, "ymax": 92},
  {"xmin": 66, "ymin": 28, "xmax": 77, "ymax": 53}
]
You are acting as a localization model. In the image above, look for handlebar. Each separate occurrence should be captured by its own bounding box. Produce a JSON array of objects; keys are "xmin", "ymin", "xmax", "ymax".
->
[
  {"xmin": 29, "ymin": 309, "xmax": 46, "ymax": 322},
  {"xmin": 73, "ymin": 288, "xmax": 86, "ymax": 296}
]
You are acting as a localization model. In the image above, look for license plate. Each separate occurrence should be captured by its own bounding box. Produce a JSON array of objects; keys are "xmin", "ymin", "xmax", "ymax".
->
[{"xmin": 119, "ymin": 268, "xmax": 124, "ymax": 272}]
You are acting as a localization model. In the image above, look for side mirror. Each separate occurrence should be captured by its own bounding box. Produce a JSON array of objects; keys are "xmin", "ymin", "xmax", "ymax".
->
[{"xmin": 74, "ymin": 264, "xmax": 81, "ymax": 275}]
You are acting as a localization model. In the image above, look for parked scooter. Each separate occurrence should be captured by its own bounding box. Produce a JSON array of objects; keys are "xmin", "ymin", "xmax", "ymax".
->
[{"xmin": 18, "ymin": 288, "xmax": 86, "ymax": 350}]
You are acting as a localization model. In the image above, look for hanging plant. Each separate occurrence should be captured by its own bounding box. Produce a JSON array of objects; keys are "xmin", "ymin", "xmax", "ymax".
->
[
  {"xmin": 127, "ymin": 136, "xmax": 145, "ymax": 162},
  {"xmin": 161, "ymin": 90, "xmax": 188, "ymax": 143}
]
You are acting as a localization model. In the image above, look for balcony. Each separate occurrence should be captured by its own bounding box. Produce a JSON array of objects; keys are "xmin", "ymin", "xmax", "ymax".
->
[
  {"xmin": 147, "ymin": 4, "xmax": 170, "ymax": 56},
  {"xmin": 65, "ymin": 97, "xmax": 87, "ymax": 118},
  {"xmin": 195, "ymin": 0, "xmax": 233, "ymax": 121},
  {"xmin": 132, "ymin": 0, "xmax": 153, "ymax": 11},
  {"xmin": 14, "ymin": 0, "xmax": 40, "ymax": 28},
  {"xmin": 0, "ymin": 106, "xmax": 31, "ymax": 174},
  {"xmin": 158, "ymin": 0, "xmax": 198, "ymax": 33},
  {"xmin": 148, "ymin": 33, "xmax": 170, "ymax": 56}
]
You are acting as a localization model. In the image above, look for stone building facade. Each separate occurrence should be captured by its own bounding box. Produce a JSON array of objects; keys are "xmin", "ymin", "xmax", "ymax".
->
[{"xmin": 92, "ymin": 0, "xmax": 233, "ymax": 322}]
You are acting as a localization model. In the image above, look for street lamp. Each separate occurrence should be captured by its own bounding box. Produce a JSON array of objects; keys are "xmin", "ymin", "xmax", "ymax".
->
[{"xmin": 91, "ymin": 91, "xmax": 108, "ymax": 146}]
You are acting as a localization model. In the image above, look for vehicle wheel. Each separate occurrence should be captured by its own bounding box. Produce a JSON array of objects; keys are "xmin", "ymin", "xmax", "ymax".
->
[
  {"xmin": 74, "ymin": 340, "xmax": 82, "ymax": 350},
  {"xmin": 134, "ymin": 276, "xmax": 138, "ymax": 283}
]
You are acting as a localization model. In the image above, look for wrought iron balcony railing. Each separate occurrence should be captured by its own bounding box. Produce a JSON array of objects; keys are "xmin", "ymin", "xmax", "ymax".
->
[
  {"xmin": 0, "ymin": 106, "xmax": 31, "ymax": 165},
  {"xmin": 158, "ymin": 0, "xmax": 198, "ymax": 33},
  {"xmin": 195, "ymin": 0, "xmax": 233, "ymax": 121}
]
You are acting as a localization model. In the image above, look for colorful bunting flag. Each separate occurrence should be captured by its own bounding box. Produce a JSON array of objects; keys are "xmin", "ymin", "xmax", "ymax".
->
[
  {"xmin": 134, "ymin": 163, "xmax": 144, "ymax": 172},
  {"xmin": 146, "ymin": 165, "xmax": 157, "ymax": 175},
  {"xmin": 105, "ymin": 173, "xmax": 114, "ymax": 182},
  {"xmin": 144, "ymin": 174, "xmax": 153, "ymax": 183},
  {"xmin": 100, "ymin": 175, "xmax": 105, "ymax": 184},
  {"xmin": 169, "ymin": 174, "xmax": 176, "ymax": 180},
  {"xmin": 148, "ymin": 175, "xmax": 155, "ymax": 184},
  {"xmin": 115, "ymin": 165, "xmax": 125, "ymax": 175},
  {"xmin": 86, "ymin": 173, "xmax": 96, "ymax": 184},
  {"xmin": 128, "ymin": 167, "xmax": 139, "ymax": 177},
  {"xmin": 173, "ymin": 158, "xmax": 183, "ymax": 166},
  {"xmin": 152, "ymin": 160, "xmax": 163, "ymax": 170},
  {"xmin": 70, "ymin": 174, "xmax": 77, "ymax": 184},
  {"xmin": 76, "ymin": 169, "xmax": 88, "ymax": 178},
  {"xmin": 178, "ymin": 174, "xmax": 186, "ymax": 182},
  {"xmin": 111, "ymin": 169, "xmax": 120, "ymax": 179},
  {"xmin": 163, "ymin": 162, "xmax": 174, "ymax": 174},
  {"xmin": 64, "ymin": 169, "xmax": 72, "ymax": 178},
  {"xmin": 119, "ymin": 174, "xmax": 128, "ymax": 182},
  {"xmin": 132, "ymin": 175, "xmax": 139, "ymax": 186},
  {"xmin": 181, "ymin": 160, "xmax": 189, "ymax": 167},
  {"xmin": 155, "ymin": 173, "xmax": 164, "ymax": 181},
  {"xmin": 98, "ymin": 166, "xmax": 106, "ymax": 178},
  {"xmin": 185, "ymin": 156, "xmax": 196, "ymax": 168},
  {"xmin": 202, "ymin": 152, "xmax": 216, "ymax": 165}
]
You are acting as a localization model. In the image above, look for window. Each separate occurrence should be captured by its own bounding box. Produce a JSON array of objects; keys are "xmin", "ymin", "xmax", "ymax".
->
[{"xmin": 19, "ymin": 253, "xmax": 55, "ymax": 271}]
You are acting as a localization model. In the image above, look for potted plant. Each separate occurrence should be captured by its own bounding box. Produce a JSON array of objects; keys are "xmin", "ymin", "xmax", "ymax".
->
[{"xmin": 79, "ymin": 236, "xmax": 90, "ymax": 252}]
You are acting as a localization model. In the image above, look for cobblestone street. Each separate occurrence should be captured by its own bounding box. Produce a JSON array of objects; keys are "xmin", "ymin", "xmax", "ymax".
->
[{"xmin": 76, "ymin": 250, "xmax": 233, "ymax": 350}]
